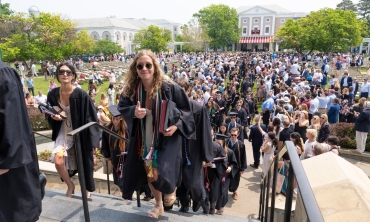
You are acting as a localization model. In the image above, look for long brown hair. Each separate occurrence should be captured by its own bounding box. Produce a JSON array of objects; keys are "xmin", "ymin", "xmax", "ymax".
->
[
  {"xmin": 109, "ymin": 117, "xmax": 127, "ymax": 152},
  {"xmin": 121, "ymin": 50, "xmax": 172, "ymax": 100}
]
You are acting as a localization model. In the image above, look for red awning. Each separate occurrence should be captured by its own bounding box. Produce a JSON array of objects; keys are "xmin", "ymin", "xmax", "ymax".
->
[{"xmin": 239, "ymin": 36, "xmax": 272, "ymax": 44}]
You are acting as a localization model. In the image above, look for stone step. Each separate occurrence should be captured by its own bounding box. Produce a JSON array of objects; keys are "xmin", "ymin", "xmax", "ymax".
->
[{"xmin": 40, "ymin": 188, "xmax": 249, "ymax": 222}]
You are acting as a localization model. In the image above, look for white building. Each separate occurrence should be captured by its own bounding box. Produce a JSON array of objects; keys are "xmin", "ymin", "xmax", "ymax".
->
[
  {"xmin": 74, "ymin": 17, "xmax": 181, "ymax": 54},
  {"xmin": 237, "ymin": 4, "xmax": 307, "ymax": 52}
]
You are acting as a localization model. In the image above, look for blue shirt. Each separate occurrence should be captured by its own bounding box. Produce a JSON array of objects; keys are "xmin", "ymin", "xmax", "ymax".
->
[
  {"xmin": 26, "ymin": 79, "xmax": 34, "ymax": 88},
  {"xmin": 262, "ymin": 98, "xmax": 274, "ymax": 111}
]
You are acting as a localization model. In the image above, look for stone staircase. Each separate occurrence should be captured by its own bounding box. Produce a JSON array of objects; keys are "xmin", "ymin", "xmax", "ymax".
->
[{"xmin": 39, "ymin": 188, "xmax": 256, "ymax": 222}]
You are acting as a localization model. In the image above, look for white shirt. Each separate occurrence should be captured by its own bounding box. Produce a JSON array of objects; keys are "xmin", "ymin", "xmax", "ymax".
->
[
  {"xmin": 290, "ymin": 64, "xmax": 300, "ymax": 74},
  {"xmin": 308, "ymin": 98, "xmax": 319, "ymax": 114},
  {"xmin": 313, "ymin": 72, "xmax": 323, "ymax": 82},
  {"xmin": 360, "ymin": 82, "xmax": 370, "ymax": 94},
  {"xmin": 35, "ymin": 95, "xmax": 47, "ymax": 105}
]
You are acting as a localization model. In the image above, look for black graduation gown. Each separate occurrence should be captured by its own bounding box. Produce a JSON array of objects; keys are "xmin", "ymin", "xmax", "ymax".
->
[
  {"xmin": 226, "ymin": 139, "xmax": 247, "ymax": 193},
  {"xmin": 117, "ymin": 81, "xmax": 195, "ymax": 199},
  {"xmin": 47, "ymin": 87, "xmax": 100, "ymax": 192},
  {"xmin": 236, "ymin": 108, "xmax": 249, "ymax": 127},
  {"xmin": 216, "ymin": 148, "xmax": 238, "ymax": 210},
  {"xmin": 181, "ymin": 99, "xmax": 213, "ymax": 202},
  {"xmin": 101, "ymin": 126, "xmax": 128, "ymax": 191},
  {"xmin": 0, "ymin": 62, "xmax": 42, "ymax": 222},
  {"xmin": 205, "ymin": 142, "xmax": 227, "ymax": 205}
]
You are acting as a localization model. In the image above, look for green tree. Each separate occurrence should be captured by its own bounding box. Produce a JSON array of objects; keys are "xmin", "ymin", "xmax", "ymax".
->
[
  {"xmin": 337, "ymin": 0, "xmax": 357, "ymax": 12},
  {"xmin": 179, "ymin": 17, "xmax": 210, "ymax": 52},
  {"xmin": 0, "ymin": 0, "xmax": 13, "ymax": 17},
  {"xmin": 194, "ymin": 4, "xmax": 240, "ymax": 51},
  {"xmin": 93, "ymin": 39, "xmax": 124, "ymax": 55},
  {"xmin": 357, "ymin": 0, "xmax": 370, "ymax": 19},
  {"xmin": 66, "ymin": 30, "xmax": 96, "ymax": 56},
  {"xmin": 276, "ymin": 8, "xmax": 365, "ymax": 53},
  {"xmin": 133, "ymin": 25, "xmax": 172, "ymax": 53}
]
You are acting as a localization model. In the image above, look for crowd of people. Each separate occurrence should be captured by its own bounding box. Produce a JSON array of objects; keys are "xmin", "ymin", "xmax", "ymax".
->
[{"xmin": 2, "ymin": 50, "xmax": 370, "ymax": 221}]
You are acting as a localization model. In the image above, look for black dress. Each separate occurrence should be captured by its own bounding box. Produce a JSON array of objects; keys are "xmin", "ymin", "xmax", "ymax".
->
[
  {"xmin": 0, "ymin": 62, "xmax": 42, "ymax": 222},
  {"xmin": 47, "ymin": 87, "xmax": 100, "ymax": 192},
  {"xmin": 294, "ymin": 122, "xmax": 307, "ymax": 142},
  {"xmin": 117, "ymin": 81, "xmax": 195, "ymax": 199}
]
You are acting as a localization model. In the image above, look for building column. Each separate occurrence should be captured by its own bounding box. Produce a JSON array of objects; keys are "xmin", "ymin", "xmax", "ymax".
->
[
  {"xmin": 261, "ymin": 16, "xmax": 265, "ymax": 36},
  {"xmin": 359, "ymin": 43, "xmax": 363, "ymax": 53},
  {"xmin": 275, "ymin": 43, "xmax": 279, "ymax": 52}
]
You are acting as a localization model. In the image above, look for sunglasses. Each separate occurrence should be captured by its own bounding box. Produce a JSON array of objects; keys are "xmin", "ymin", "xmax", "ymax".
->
[
  {"xmin": 58, "ymin": 69, "xmax": 73, "ymax": 76},
  {"xmin": 230, "ymin": 116, "xmax": 236, "ymax": 119},
  {"xmin": 321, "ymin": 117, "xmax": 325, "ymax": 119},
  {"xmin": 231, "ymin": 134, "xmax": 238, "ymax": 137},
  {"xmin": 136, "ymin": 63, "xmax": 153, "ymax": 70}
]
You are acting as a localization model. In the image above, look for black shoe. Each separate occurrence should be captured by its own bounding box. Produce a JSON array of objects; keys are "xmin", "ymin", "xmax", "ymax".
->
[
  {"xmin": 192, "ymin": 201, "xmax": 201, "ymax": 212},
  {"xmin": 201, "ymin": 201, "xmax": 209, "ymax": 214},
  {"xmin": 209, "ymin": 208, "xmax": 215, "ymax": 215},
  {"xmin": 163, "ymin": 205, "xmax": 173, "ymax": 211},
  {"xmin": 179, "ymin": 206, "xmax": 189, "ymax": 213}
]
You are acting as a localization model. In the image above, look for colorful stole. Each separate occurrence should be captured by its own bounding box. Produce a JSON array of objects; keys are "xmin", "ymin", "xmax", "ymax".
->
[{"xmin": 136, "ymin": 82, "xmax": 161, "ymax": 172}]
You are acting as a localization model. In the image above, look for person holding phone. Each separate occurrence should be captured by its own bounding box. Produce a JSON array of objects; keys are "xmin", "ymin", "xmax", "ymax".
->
[{"xmin": 47, "ymin": 62, "xmax": 100, "ymax": 198}]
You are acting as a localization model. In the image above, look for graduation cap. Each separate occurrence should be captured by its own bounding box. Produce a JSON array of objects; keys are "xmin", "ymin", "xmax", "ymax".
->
[
  {"xmin": 228, "ymin": 112, "xmax": 238, "ymax": 117},
  {"xmin": 215, "ymin": 133, "xmax": 230, "ymax": 141},
  {"xmin": 107, "ymin": 105, "xmax": 121, "ymax": 117}
]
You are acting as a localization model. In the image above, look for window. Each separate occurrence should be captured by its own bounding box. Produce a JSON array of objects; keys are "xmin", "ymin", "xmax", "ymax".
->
[
  {"xmin": 281, "ymin": 19, "xmax": 285, "ymax": 23},
  {"xmin": 129, "ymin": 35, "xmax": 132, "ymax": 41},
  {"xmin": 265, "ymin": 26, "xmax": 270, "ymax": 34},
  {"xmin": 174, "ymin": 27, "xmax": 177, "ymax": 31},
  {"xmin": 123, "ymin": 35, "xmax": 126, "ymax": 41},
  {"xmin": 94, "ymin": 35, "xmax": 97, "ymax": 40},
  {"xmin": 106, "ymin": 35, "xmax": 109, "ymax": 39},
  {"xmin": 254, "ymin": 27, "xmax": 258, "ymax": 30},
  {"xmin": 254, "ymin": 19, "xmax": 258, "ymax": 23},
  {"xmin": 243, "ymin": 27, "xmax": 247, "ymax": 34},
  {"xmin": 266, "ymin": 18, "xmax": 270, "ymax": 22},
  {"xmin": 174, "ymin": 34, "xmax": 177, "ymax": 38},
  {"xmin": 117, "ymin": 35, "xmax": 119, "ymax": 40},
  {"xmin": 243, "ymin": 19, "xmax": 247, "ymax": 23}
]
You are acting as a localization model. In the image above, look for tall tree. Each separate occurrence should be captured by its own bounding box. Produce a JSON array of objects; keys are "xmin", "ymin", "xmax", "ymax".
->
[
  {"xmin": 179, "ymin": 17, "xmax": 210, "ymax": 52},
  {"xmin": 276, "ymin": 8, "xmax": 366, "ymax": 53},
  {"xmin": 93, "ymin": 39, "xmax": 124, "ymax": 55},
  {"xmin": 357, "ymin": 0, "xmax": 370, "ymax": 19},
  {"xmin": 0, "ymin": 0, "xmax": 13, "ymax": 17},
  {"xmin": 194, "ymin": 4, "xmax": 240, "ymax": 51},
  {"xmin": 133, "ymin": 25, "xmax": 172, "ymax": 53},
  {"xmin": 66, "ymin": 30, "xmax": 96, "ymax": 56},
  {"xmin": 337, "ymin": 0, "xmax": 357, "ymax": 12}
]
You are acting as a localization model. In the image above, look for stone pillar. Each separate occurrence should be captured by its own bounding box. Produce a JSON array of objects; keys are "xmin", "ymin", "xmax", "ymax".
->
[{"xmin": 275, "ymin": 43, "xmax": 279, "ymax": 52}]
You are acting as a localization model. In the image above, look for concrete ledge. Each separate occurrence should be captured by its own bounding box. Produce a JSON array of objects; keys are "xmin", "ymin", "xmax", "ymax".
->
[
  {"xmin": 340, "ymin": 148, "xmax": 370, "ymax": 163},
  {"xmin": 39, "ymin": 161, "xmax": 122, "ymax": 197}
]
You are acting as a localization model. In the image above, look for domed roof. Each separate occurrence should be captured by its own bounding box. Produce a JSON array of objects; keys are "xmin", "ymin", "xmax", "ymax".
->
[{"xmin": 28, "ymin": 6, "xmax": 39, "ymax": 13}]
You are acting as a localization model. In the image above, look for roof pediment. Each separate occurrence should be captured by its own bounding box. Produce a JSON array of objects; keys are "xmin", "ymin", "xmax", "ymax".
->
[{"xmin": 237, "ymin": 4, "xmax": 292, "ymax": 15}]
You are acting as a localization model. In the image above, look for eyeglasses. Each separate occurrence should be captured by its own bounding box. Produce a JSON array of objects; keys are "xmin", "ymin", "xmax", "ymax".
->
[
  {"xmin": 58, "ymin": 69, "xmax": 73, "ymax": 76},
  {"xmin": 231, "ymin": 134, "xmax": 238, "ymax": 137},
  {"xmin": 136, "ymin": 63, "xmax": 153, "ymax": 70}
]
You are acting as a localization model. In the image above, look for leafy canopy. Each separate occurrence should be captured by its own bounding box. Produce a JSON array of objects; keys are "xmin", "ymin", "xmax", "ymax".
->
[
  {"xmin": 93, "ymin": 39, "xmax": 124, "ymax": 55},
  {"xmin": 336, "ymin": 0, "xmax": 357, "ymax": 12},
  {"xmin": 276, "ymin": 8, "xmax": 366, "ymax": 53},
  {"xmin": 194, "ymin": 4, "xmax": 240, "ymax": 49},
  {"xmin": 133, "ymin": 25, "xmax": 172, "ymax": 53},
  {"xmin": 0, "ymin": 0, "xmax": 13, "ymax": 17},
  {"xmin": 179, "ymin": 17, "xmax": 210, "ymax": 52}
]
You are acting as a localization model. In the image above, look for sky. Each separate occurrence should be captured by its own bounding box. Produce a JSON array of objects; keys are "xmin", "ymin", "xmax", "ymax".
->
[{"xmin": 3, "ymin": 0, "xmax": 360, "ymax": 24}]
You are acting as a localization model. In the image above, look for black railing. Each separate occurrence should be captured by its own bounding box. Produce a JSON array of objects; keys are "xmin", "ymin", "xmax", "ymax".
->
[
  {"xmin": 258, "ymin": 141, "xmax": 324, "ymax": 222},
  {"xmin": 67, "ymin": 122, "xmax": 129, "ymax": 222}
]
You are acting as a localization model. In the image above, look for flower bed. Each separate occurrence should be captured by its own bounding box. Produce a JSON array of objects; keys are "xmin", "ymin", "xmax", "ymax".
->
[
  {"xmin": 331, "ymin": 123, "xmax": 370, "ymax": 152},
  {"xmin": 28, "ymin": 106, "xmax": 51, "ymax": 131}
]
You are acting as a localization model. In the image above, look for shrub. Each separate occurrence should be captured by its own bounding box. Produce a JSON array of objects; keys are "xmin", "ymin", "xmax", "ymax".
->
[
  {"xmin": 331, "ymin": 122, "xmax": 370, "ymax": 151},
  {"xmin": 28, "ymin": 107, "xmax": 51, "ymax": 131}
]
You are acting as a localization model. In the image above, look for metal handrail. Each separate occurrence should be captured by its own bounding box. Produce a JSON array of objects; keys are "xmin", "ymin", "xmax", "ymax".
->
[
  {"xmin": 258, "ymin": 141, "xmax": 324, "ymax": 222},
  {"xmin": 67, "ymin": 121, "xmax": 130, "ymax": 222},
  {"xmin": 33, "ymin": 131, "xmax": 52, "ymax": 140}
]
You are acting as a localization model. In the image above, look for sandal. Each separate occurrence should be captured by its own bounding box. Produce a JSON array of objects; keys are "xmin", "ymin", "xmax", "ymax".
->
[
  {"xmin": 148, "ymin": 203, "xmax": 164, "ymax": 218},
  {"xmin": 163, "ymin": 188, "xmax": 177, "ymax": 207}
]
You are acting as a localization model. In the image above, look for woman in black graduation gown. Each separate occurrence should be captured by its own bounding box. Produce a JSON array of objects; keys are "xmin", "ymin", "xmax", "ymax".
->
[
  {"xmin": 47, "ymin": 62, "xmax": 100, "ymax": 197},
  {"xmin": 118, "ymin": 50, "xmax": 195, "ymax": 218},
  {"xmin": 215, "ymin": 134, "xmax": 238, "ymax": 215},
  {"xmin": 101, "ymin": 105, "xmax": 128, "ymax": 192}
]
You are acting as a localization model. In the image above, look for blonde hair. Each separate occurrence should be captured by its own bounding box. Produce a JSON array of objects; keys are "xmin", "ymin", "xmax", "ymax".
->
[
  {"xmin": 320, "ymin": 114, "xmax": 328, "ymax": 125},
  {"xmin": 306, "ymin": 129, "xmax": 317, "ymax": 138},
  {"xmin": 121, "ymin": 50, "xmax": 172, "ymax": 99},
  {"xmin": 342, "ymin": 88, "xmax": 349, "ymax": 95}
]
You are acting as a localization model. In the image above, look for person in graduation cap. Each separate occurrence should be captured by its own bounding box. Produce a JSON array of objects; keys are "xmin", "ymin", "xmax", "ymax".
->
[
  {"xmin": 225, "ymin": 111, "xmax": 242, "ymax": 125},
  {"xmin": 202, "ymin": 132, "xmax": 227, "ymax": 215},
  {"xmin": 101, "ymin": 105, "xmax": 128, "ymax": 193},
  {"xmin": 118, "ymin": 50, "xmax": 195, "ymax": 218},
  {"xmin": 214, "ymin": 90, "xmax": 226, "ymax": 118},
  {"xmin": 0, "ymin": 61, "xmax": 42, "ymax": 222},
  {"xmin": 226, "ymin": 128, "xmax": 247, "ymax": 200},
  {"xmin": 168, "ymin": 80, "xmax": 213, "ymax": 213},
  {"xmin": 214, "ymin": 133, "xmax": 238, "ymax": 215},
  {"xmin": 225, "ymin": 112, "xmax": 244, "ymax": 141},
  {"xmin": 47, "ymin": 62, "xmax": 100, "ymax": 198}
]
